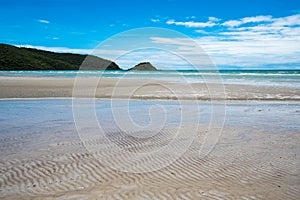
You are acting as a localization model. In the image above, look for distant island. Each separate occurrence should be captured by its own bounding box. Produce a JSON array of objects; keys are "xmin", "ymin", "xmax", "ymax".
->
[
  {"xmin": 0, "ymin": 44, "xmax": 157, "ymax": 71},
  {"xmin": 128, "ymin": 62, "xmax": 157, "ymax": 71}
]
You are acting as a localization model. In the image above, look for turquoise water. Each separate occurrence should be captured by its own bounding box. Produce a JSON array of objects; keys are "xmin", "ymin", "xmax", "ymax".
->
[{"xmin": 0, "ymin": 70, "xmax": 299, "ymax": 87}]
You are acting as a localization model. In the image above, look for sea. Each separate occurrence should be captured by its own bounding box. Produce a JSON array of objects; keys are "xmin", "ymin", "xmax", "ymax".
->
[{"xmin": 0, "ymin": 70, "xmax": 299, "ymax": 88}]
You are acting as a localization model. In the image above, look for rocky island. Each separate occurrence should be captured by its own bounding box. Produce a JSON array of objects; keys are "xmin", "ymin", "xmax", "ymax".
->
[{"xmin": 128, "ymin": 62, "xmax": 157, "ymax": 71}]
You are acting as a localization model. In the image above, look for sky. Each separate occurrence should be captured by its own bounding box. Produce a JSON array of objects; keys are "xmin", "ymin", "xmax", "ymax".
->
[{"xmin": 1, "ymin": 0, "xmax": 300, "ymax": 69}]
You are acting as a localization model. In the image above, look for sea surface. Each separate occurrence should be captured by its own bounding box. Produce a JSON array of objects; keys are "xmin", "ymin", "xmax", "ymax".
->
[{"xmin": 0, "ymin": 70, "xmax": 299, "ymax": 87}]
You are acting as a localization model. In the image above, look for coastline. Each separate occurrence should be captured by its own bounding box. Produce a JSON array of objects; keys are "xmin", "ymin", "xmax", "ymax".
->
[
  {"xmin": 0, "ymin": 76, "xmax": 299, "ymax": 100},
  {"xmin": 0, "ymin": 75, "xmax": 299, "ymax": 199}
]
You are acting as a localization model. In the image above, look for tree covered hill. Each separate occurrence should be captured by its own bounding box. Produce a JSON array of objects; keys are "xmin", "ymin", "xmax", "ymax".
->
[{"xmin": 0, "ymin": 44, "xmax": 121, "ymax": 70}]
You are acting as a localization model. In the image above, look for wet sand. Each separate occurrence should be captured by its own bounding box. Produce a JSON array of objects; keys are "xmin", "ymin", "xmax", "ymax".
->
[
  {"xmin": 1, "ymin": 124, "xmax": 299, "ymax": 199},
  {"xmin": 0, "ymin": 76, "xmax": 299, "ymax": 100},
  {"xmin": 0, "ymin": 77, "xmax": 299, "ymax": 199}
]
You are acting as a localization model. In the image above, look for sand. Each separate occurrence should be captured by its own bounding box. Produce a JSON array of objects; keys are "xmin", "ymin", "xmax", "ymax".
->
[
  {"xmin": 0, "ymin": 76, "xmax": 299, "ymax": 100},
  {"xmin": 0, "ymin": 126, "xmax": 299, "ymax": 199},
  {"xmin": 0, "ymin": 77, "xmax": 299, "ymax": 199}
]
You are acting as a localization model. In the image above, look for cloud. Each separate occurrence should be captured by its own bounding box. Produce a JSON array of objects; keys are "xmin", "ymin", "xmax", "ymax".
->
[
  {"xmin": 151, "ymin": 19, "xmax": 160, "ymax": 23},
  {"xmin": 166, "ymin": 17, "xmax": 218, "ymax": 28},
  {"xmin": 151, "ymin": 34, "xmax": 300, "ymax": 68},
  {"xmin": 241, "ymin": 15, "xmax": 273, "ymax": 23},
  {"xmin": 222, "ymin": 20, "xmax": 242, "ymax": 27},
  {"xmin": 151, "ymin": 37, "xmax": 196, "ymax": 47},
  {"xmin": 208, "ymin": 17, "xmax": 220, "ymax": 22},
  {"xmin": 168, "ymin": 15, "xmax": 276, "ymax": 28},
  {"xmin": 153, "ymin": 14, "xmax": 300, "ymax": 68},
  {"xmin": 222, "ymin": 15, "xmax": 273, "ymax": 27},
  {"xmin": 195, "ymin": 30, "xmax": 209, "ymax": 34},
  {"xmin": 271, "ymin": 14, "xmax": 300, "ymax": 26},
  {"xmin": 222, "ymin": 14, "xmax": 300, "ymax": 28},
  {"xmin": 38, "ymin": 19, "xmax": 50, "ymax": 24}
]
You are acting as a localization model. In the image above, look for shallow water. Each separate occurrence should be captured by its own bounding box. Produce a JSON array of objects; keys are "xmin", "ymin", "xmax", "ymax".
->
[
  {"xmin": 1, "ymin": 99, "xmax": 299, "ymax": 140},
  {"xmin": 1, "ymin": 70, "xmax": 299, "ymax": 87},
  {"xmin": 0, "ymin": 99, "xmax": 299, "ymax": 199}
]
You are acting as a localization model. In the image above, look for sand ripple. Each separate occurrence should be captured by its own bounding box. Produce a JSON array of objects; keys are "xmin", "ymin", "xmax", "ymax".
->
[{"xmin": 0, "ymin": 126, "xmax": 299, "ymax": 199}]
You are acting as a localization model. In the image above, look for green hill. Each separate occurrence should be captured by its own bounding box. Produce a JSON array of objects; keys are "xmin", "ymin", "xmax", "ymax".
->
[
  {"xmin": 128, "ymin": 62, "xmax": 157, "ymax": 71},
  {"xmin": 0, "ymin": 44, "xmax": 121, "ymax": 70}
]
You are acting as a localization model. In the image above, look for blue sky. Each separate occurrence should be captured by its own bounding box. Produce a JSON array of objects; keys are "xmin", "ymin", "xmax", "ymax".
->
[{"xmin": 1, "ymin": 0, "xmax": 300, "ymax": 69}]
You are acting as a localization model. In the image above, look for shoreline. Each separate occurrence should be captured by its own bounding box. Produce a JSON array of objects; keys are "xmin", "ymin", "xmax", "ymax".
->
[
  {"xmin": 0, "ymin": 76, "xmax": 299, "ymax": 101},
  {"xmin": 1, "ymin": 97, "xmax": 300, "ymax": 102}
]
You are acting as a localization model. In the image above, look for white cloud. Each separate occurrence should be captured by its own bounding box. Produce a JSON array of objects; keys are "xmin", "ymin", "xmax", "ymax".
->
[
  {"xmin": 241, "ymin": 15, "xmax": 273, "ymax": 23},
  {"xmin": 166, "ymin": 19, "xmax": 216, "ymax": 28},
  {"xmin": 271, "ymin": 14, "xmax": 300, "ymax": 26},
  {"xmin": 166, "ymin": 17, "xmax": 221, "ymax": 28},
  {"xmin": 151, "ymin": 19, "xmax": 160, "ymax": 23},
  {"xmin": 222, "ymin": 20, "xmax": 243, "ymax": 27},
  {"xmin": 151, "ymin": 33, "xmax": 300, "ymax": 68},
  {"xmin": 222, "ymin": 14, "xmax": 300, "ymax": 28},
  {"xmin": 208, "ymin": 17, "xmax": 220, "ymax": 22},
  {"xmin": 152, "ymin": 14, "xmax": 300, "ymax": 68},
  {"xmin": 38, "ymin": 19, "xmax": 50, "ymax": 24},
  {"xmin": 195, "ymin": 30, "xmax": 209, "ymax": 34},
  {"xmin": 151, "ymin": 37, "xmax": 196, "ymax": 47},
  {"xmin": 222, "ymin": 15, "xmax": 273, "ymax": 27},
  {"xmin": 174, "ymin": 15, "xmax": 274, "ymax": 28}
]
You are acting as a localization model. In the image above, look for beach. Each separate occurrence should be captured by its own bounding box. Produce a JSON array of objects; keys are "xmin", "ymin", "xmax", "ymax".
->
[
  {"xmin": 0, "ymin": 73, "xmax": 299, "ymax": 199},
  {"xmin": 2, "ymin": 0, "xmax": 300, "ymax": 198},
  {"xmin": 0, "ymin": 76, "xmax": 299, "ymax": 100}
]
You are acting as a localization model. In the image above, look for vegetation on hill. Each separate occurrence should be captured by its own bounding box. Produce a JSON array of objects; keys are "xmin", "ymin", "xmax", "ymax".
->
[
  {"xmin": 128, "ymin": 62, "xmax": 157, "ymax": 71},
  {"xmin": 0, "ymin": 44, "xmax": 159, "ymax": 71},
  {"xmin": 0, "ymin": 44, "xmax": 121, "ymax": 70}
]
